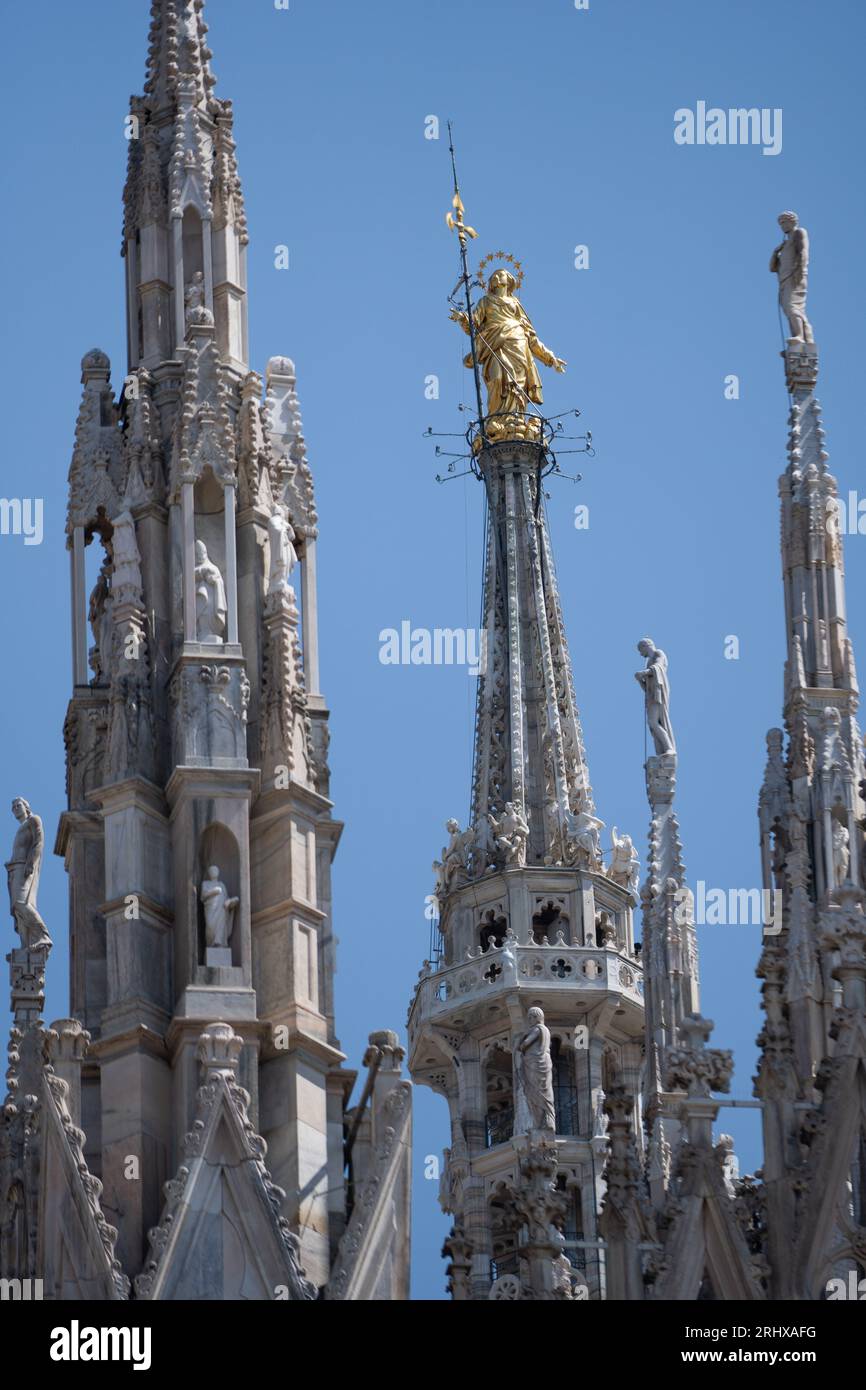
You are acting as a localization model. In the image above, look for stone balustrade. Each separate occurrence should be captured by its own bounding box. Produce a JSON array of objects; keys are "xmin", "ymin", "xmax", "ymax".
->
[{"xmin": 408, "ymin": 940, "xmax": 643, "ymax": 1043}]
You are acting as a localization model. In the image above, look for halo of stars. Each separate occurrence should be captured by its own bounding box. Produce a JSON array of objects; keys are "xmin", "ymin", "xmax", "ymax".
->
[{"xmin": 477, "ymin": 249, "xmax": 524, "ymax": 291}]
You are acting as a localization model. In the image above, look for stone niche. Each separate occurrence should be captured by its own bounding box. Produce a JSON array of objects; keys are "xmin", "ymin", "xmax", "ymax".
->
[
  {"xmin": 194, "ymin": 469, "xmax": 227, "ymax": 590},
  {"xmin": 198, "ymin": 821, "xmax": 241, "ymax": 970}
]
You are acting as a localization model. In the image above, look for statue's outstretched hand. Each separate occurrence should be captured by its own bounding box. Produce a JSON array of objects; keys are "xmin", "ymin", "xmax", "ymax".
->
[{"xmin": 554, "ymin": 358, "xmax": 567, "ymax": 373}]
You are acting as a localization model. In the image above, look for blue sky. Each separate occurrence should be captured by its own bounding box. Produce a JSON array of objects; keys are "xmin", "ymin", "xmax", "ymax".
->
[{"xmin": 1, "ymin": 0, "xmax": 864, "ymax": 1300}]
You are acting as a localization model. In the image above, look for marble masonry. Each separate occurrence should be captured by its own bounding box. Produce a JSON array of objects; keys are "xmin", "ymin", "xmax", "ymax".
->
[
  {"xmin": 408, "ymin": 208, "xmax": 866, "ymax": 1300},
  {"xmin": 1, "ymin": 0, "xmax": 410, "ymax": 1302}
]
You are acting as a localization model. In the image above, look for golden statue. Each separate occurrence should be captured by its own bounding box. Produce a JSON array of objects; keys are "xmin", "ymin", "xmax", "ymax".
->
[{"xmin": 450, "ymin": 267, "xmax": 566, "ymax": 442}]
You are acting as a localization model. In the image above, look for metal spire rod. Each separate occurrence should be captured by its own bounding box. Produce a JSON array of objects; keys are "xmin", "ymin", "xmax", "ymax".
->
[{"xmin": 447, "ymin": 122, "xmax": 487, "ymax": 452}]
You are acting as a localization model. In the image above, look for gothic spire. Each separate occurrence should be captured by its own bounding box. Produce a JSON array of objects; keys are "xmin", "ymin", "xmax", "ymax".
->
[
  {"xmin": 123, "ymin": 0, "xmax": 249, "ymax": 374},
  {"xmin": 143, "ymin": 0, "xmax": 217, "ymax": 114},
  {"xmin": 758, "ymin": 212, "xmax": 865, "ymax": 1093},
  {"xmin": 467, "ymin": 455, "xmax": 601, "ymax": 873}
]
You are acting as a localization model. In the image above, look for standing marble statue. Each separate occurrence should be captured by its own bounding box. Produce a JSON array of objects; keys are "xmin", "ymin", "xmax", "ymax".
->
[
  {"xmin": 200, "ymin": 865, "xmax": 239, "ymax": 949},
  {"xmin": 832, "ymin": 821, "xmax": 850, "ymax": 887},
  {"xmin": 5, "ymin": 798, "xmax": 51, "ymax": 949},
  {"xmin": 267, "ymin": 505, "xmax": 298, "ymax": 595},
  {"xmin": 194, "ymin": 540, "xmax": 227, "ymax": 643},
  {"xmin": 635, "ymin": 638, "xmax": 676, "ymax": 756},
  {"xmin": 515, "ymin": 1006, "xmax": 556, "ymax": 1132},
  {"xmin": 609, "ymin": 826, "xmax": 640, "ymax": 899},
  {"xmin": 769, "ymin": 212, "xmax": 814, "ymax": 346},
  {"xmin": 88, "ymin": 559, "xmax": 113, "ymax": 683}
]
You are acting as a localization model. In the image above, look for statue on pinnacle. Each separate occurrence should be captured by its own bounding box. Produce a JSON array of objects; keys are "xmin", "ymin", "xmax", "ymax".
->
[
  {"xmin": 450, "ymin": 264, "xmax": 566, "ymax": 442},
  {"xmin": 6, "ymin": 797, "xmax": 51, "ymax": 950},
  {"xmin": 635, "ymin": 638, "xmax": 676, "ymax": 757},
  {"xmin": 770, "ymin": 211, "xmax": 814, "ymax": 347}
]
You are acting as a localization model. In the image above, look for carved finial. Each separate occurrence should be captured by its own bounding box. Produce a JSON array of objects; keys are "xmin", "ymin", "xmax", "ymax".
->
[{"xmin": 196, "ymin": 1021, "xmax": 243, "ymax": 1076}]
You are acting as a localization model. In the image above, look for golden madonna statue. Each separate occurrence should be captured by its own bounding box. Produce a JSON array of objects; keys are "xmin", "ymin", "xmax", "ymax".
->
[{"xmin": 450, "ymin": 266, "xmax": 566, "ymax": 442}]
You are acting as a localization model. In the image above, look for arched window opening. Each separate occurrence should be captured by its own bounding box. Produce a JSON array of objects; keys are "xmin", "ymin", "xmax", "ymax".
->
[
  {"xmin": 484, "ymin": 1049, "xmax": 513, "ymax": 1148},
  {"xmin": 532, "ymin": 899, "xmax": 568, "ymax": 944},
  {"xmin": 480, "ymin": 907, "xmax": 507, "ymax": 952},
  {"xmin": 551, "ymin": 1038, "xmax": 578, "ymax": 1136}
]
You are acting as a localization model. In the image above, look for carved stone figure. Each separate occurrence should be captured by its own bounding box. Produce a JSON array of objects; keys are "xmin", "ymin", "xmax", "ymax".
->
[
  {"xmin": 635, "ymin": 638, "xmax": 676, "ymax": 756},
  {"xmin": 769, "ymin": 211, "xmax": 814, "ymax": 345},
  {"xmin": 450, "ymin": 267, "xmax": 566, "ymax": 441},
  {"xmin": 565, "ymin": 806, "xmax": 603, "ymax": 863},
  {"xmin": 267, "ymin": 505, "xmax": 298, "ymax": 595},
  {"xmin": 88, "ymin": 559, "xmax": 113, "ymax": 683},
  {"xmin": 608, "ymin": 826, "xmax": 640, "ymax": 899},
  {"xmin": 184, "ymin": 271, "xmax": 212, "ymax": 328},
  {"xmin": 592, "ymin": 1086, "xmax": 610, "ymax": 1139},
  {"xmin": 438, "ymin": 818, "xmax": 473, "ymax": 894},
  {"xmin": 5, "ymin": 798, "xmax": 51, "ymax": 949},
  {"xmin": 514, "ymin": 1006, "xmax": 556, "ymax": 1133},
  {"xmin": 832, "ymin": 821, "xmax": 850, "ymax": 887},
  {"xmin": 194, "ymin": 540, "xmax": 227, "ymax": 643},
  {"xmin": 200, "ymin": 864, "xmax": 238, "ymax": 950},
  {"xmin": 489, "ymin": 801, "xmax": 529, "ymax": 865}
]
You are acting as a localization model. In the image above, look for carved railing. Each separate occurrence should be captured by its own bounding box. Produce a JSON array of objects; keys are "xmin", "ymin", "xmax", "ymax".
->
[{"xmin": 409, "ymin": 942, "xmax": 643, "ymax": 1041}]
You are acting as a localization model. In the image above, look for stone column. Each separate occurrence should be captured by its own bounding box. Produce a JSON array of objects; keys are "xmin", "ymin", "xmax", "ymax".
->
[
  {"xmin": 202, "ymin": 215, "xmax": 214, "ymax": 312},
  {"xmin": 181, "ymin": 479, "xmax": 196, "ymax": 642},
  {"xmin": 172, "ymin": 215, "xmax": 184, "ymax": 353},
  {"xmin": 223, "ymin": 481, "xmax": 239, "ymax": 646},
  {"xmin": 70, "ymin": 527, "xmax": 88, "ymax": 686},
  {"xmin": 301, "ymin": 540, "xmax": 321, "ymax": 697}
]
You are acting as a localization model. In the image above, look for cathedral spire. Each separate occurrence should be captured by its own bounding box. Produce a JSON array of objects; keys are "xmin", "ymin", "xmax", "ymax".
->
[
  {"xmin": 143, "ymin": 0, "xmax": 217, "ymax": 114},
  {"xmin": 123, "ymin": 0, "xmax": 249, "ymax": 375},
  {"xmin": 758, "ymin": 212, "xmax": 865, "ymax": 1095},
  {"xmin": 31, "ymin": 0, "xmax": 412, "ymax": 1301},
  {"xmin": 408, "ymin": 191, "xmax": 645, "ymax": 1301}
]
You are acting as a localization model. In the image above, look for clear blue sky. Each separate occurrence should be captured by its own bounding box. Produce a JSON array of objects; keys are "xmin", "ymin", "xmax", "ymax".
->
[{"xmin": 1, "ymin": 0, "xmax": 864, "ymax": 1300}]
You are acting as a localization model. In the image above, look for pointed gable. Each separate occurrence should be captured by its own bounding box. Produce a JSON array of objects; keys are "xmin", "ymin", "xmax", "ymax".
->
[{"xmin": 135, "ymin": 1024, "xmax": 317, "ymax": 1301}]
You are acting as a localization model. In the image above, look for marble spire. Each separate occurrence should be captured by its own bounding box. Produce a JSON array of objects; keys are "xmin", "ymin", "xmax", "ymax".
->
[
  {"xmin": 123, "ymin": 0, "xmax": 250, "ymax": 374},
  {"xmin": 468, "ymin": 449, "xmax": 600, "ymax": 873}
]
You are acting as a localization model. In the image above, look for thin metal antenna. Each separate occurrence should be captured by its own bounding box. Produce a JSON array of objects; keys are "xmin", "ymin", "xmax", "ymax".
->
[{"xmin": 447, "ymin": 122, "xmax": 487, "ymax": 451}]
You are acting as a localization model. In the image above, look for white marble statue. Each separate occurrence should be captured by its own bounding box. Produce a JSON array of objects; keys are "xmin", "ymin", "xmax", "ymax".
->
[
  {"xmin": 6, "ymin": 798, "xmax": 51, "ymax": 949},
  {"xmin": 489, "ymin": 801, "xmax": 529, "ymax": 865},
  {"xmin": 110, "ymin": 509, "xmax": 143, "ymax": 605},
  {"xmin": 267, "ymin": 505, "xmax": 298, "ymax": 596},
  {"xmin": 609, "ymin": 826, "xmax": 640, "ymax": 899},
  {"xmin": 769, "ymin": 211, "xmax": 814, "ymax": 346},
  {"xmin": 438, "ymin": 818, "xmax": 473, "ymax": 893},
  {"xmin": 565, "ymin": 806, "xmax": 603, "ymax": 862},
  {"xmin": 832, "ymin": 821, "xmax": 850, "ymax": 887},
  {"xmin": 88, "ymin": 558, "xmax": 113, "ymax": 683},
  {"xmin": 515, "ymin": 1006, "xmax": 556, "ymax": 1133},
  {"xmin": 194, "ymin": 540, "xmax": 227, "ymax": 643},
  {"xmin": 200, "ymin": 865, "xmax": 239, "ymax": 949},
  {"xmin": 184, "ymin": 271, "xmax": 212, "ymax": 328},
  {"xmin": 592, "ymin": 1086, "xmax": 609, "ymax": 1139},
  {"xmin": 635, "ymin": 638, "xmax": 676, "ymax": 756}
]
